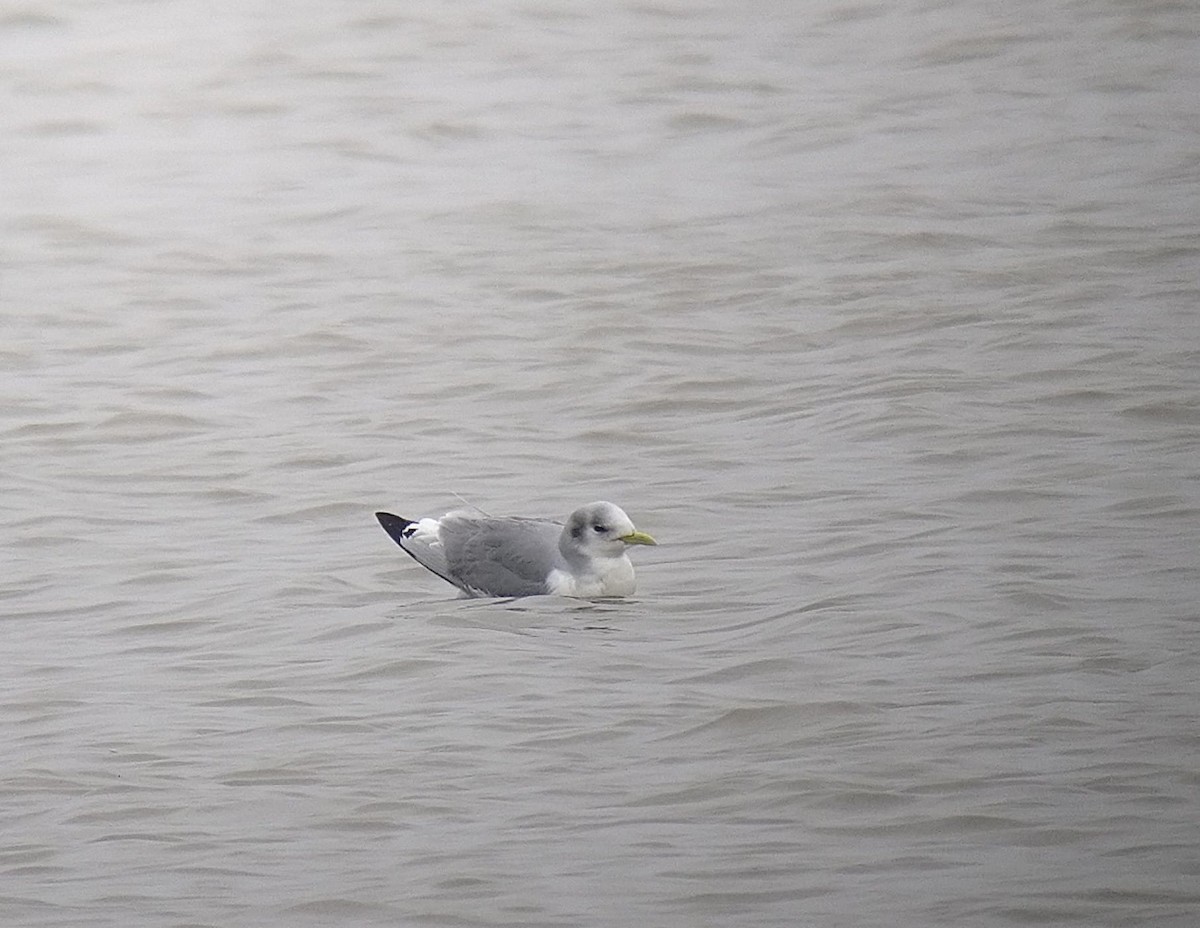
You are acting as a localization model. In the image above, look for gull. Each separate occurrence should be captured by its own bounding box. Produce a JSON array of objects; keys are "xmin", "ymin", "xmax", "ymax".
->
[{"xmin": 375, "ymin": 501, "xmax": 656, "ymax": 598}]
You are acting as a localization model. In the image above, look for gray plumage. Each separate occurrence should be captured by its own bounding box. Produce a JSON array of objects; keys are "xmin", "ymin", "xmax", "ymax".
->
[{"xmin": 375, "ymin": 501, "xmax": 656, "ymax": 598}]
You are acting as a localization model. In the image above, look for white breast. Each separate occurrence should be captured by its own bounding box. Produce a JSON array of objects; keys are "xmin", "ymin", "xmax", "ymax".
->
[{"xmin": 546, "ymin": 556, "xmax": 636, "ymax": 598}]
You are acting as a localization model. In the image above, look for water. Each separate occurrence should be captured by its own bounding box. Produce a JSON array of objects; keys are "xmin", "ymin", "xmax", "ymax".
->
[{"xmin": 3, "ymin": 1, "xmax": 1198, "ymax": 925}]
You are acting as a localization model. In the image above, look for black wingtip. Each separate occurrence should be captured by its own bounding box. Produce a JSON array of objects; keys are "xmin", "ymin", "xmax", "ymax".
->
[{"xmin": 375, "ymin": 511, "xmax": 414, "ymax": 546}]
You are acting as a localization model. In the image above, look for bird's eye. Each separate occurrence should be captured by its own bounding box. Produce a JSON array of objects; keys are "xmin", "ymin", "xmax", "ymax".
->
[{"xmin": 592, "ymin": 524, "xmax": 607, "ymax": 533}]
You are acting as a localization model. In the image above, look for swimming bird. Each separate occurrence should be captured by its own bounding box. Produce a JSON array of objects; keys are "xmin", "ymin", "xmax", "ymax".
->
[{"xmin": 375, "ymin": 501, "xmax": 656, "ymax": 598}]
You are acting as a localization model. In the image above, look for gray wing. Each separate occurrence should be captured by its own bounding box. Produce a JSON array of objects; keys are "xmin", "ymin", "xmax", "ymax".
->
[{"xmin": 441, "ymin": 517, "xmax": 564, "ymax": 597}]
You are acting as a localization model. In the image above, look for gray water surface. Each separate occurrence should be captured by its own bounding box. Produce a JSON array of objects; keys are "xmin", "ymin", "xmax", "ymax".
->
[{"xmin": 3, "ymin": 1, "xmax": 1198, "ymax": 926}]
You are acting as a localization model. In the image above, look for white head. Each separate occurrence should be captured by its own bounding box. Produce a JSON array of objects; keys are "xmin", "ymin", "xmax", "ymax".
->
[{"xmin": 560, "ymin": 501, "xmax": 656, "ymax": 562}]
